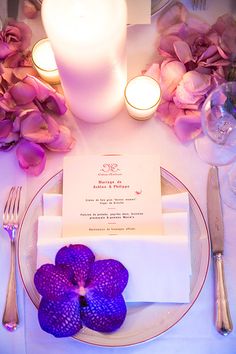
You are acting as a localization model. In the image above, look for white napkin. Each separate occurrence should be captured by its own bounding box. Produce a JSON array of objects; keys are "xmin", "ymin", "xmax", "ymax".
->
[{"xmin": 37, "ymin": 192, "xmax": 191, "ymax": 303}]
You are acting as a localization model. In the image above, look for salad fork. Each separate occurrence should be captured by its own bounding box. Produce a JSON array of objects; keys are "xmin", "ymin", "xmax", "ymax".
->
[
  {"xmin": 2, "ymin": 186, "xmax": 22, "ymax": 331},
  {"xmin": 192, "ymin": 0, "xmax": 206, "ymax": 10}
]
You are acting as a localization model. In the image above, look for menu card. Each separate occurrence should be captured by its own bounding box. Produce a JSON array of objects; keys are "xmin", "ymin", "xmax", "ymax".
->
[{"xmin": 63, "ymin": 154, "xmax": 163, "ymax": 237}]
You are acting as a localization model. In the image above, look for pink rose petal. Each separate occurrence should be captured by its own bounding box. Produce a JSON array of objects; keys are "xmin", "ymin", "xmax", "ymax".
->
[
  {"xmin": 0, "ymin": 42, "xmax": 12, "ymax": 60},
  {"xmin": 23, "ymin": 75, "xmax": 51, "ymax": 101},
  {"xmin": 186, "ymin": 15, "xmax": 210, "ymax": 34},
  {"xmin": 23, "ymin": 75, "xmax": 67, "ymax": 115},
  {"xmin": 20, "ymin": 110, "xmax": 60, "ymax": 143},
  {"xmin": 173, "ymin": 40, "xmax": 193, "ymax": 63},
  {"xmin": 10, "ymin": 81, "xmax": 37, "ymax": 105},
  {"xmin": 12, "ymin": 66, "xmax": 37, "ymax": 81},
  {"xmin": 0, "ymin": 132, "xmax": 19, "ymax": 151},
  {"xmin": 23, "ymin": 0, "xmax": 38, "ymax": 19},
  {"xmin": 155, "ymin": 100, "xmax": 184, "ymax": 126},
  {"xmin": 45, "ymin": 125, "xmax": 75, "ymax": 152},
  {"xmin": 0, "ymin": 120, "xmax": 13, "ymax": 138},
  {"xmin": 198, "ymin": 45, "xmax": 218, "ymax": 62},
  {"xmin": 159, "ymin": 35, "xmax": 181, "ymax": 57},
  {"xmin": 143, "ymin": 63, "xmax": 160, "ymax": 81},
  {"xmin": 5, "ymin": 21, "xmax": 32, "ymax": 51},
  {"xmin": 160, "ymin": 60, "xmax": 186, "ymax": 100},
  {"xmin": 181, "ymin": 71, "xmax": 212, "ymax": 94},
  {"xmin": 16, "ymin": 139, "xmax": 46, "ymax": 176},
  {"xmin": 157, "ymin": 2, "xmax": 187, "ymax": 32},
  {"xmin": 174, "ymin": 113, "xmax": 202, "ymax": 142},
  {"xmin": 162, "ymin": 23, "xmax": 187, "ymax": 37}
]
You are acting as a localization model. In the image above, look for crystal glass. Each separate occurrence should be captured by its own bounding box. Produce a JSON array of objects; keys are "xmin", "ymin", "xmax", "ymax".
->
[{"xmin": 195, "ymin": 81, "xmax": 236, "ymax": 209}]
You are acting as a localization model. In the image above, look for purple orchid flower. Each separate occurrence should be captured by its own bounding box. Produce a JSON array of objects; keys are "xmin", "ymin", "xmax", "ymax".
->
[{"xmin": 34, "ymin": 244, "xmax": 129, "ymax": 338}]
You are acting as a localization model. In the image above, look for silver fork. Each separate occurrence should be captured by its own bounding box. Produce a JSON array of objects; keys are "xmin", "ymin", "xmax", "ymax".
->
[
  {"xmin": 192, "ymin": 0, "xmax": 206, "ymax": 10},
  {"xmin": 2, "ymin": 186, "xmax": 22, "ymax": 331}
]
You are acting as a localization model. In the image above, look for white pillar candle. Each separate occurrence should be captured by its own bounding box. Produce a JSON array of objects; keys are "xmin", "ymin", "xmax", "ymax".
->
[
  {"xmin": 32, "ymin": 38, "xmax": 60, "ymax": 85},
  {"xmin": 41, "ymin": 0, "xmax": 127, "ymax": 123},
  {"xmin": 125, "ymin": 76, "xmax": 161, "ymax": 120}
]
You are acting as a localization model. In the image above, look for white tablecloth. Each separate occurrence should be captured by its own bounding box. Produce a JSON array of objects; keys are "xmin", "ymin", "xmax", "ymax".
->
[{"xmin": 0, "ymin": 0, "xmax": 236, "ymax": 353}]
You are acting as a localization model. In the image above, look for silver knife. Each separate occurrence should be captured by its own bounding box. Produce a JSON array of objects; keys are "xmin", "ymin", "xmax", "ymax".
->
[
  {"xmin": 7, "ymin": 0, "xmax": 19, "ymax": 19},
  {"xmin": 207, "ymin": 166, "xmax": 233, "ymax": 336}
]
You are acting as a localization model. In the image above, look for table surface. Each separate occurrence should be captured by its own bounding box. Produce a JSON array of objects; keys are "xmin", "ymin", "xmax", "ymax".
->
[{"xmin": 0, "ymin": 1, "xmax": 236, "ymax": 353}]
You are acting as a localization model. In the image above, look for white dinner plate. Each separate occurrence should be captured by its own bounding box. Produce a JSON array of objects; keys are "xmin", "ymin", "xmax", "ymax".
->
[{"xmin": 18, "ymin": 168, "xmax": 210, "ymax": 347}]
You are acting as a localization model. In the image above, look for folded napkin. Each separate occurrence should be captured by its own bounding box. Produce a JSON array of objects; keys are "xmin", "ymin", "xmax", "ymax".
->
[{"xmin": 37, "ymin": 192, "xmax": 191, "ymax": 303}]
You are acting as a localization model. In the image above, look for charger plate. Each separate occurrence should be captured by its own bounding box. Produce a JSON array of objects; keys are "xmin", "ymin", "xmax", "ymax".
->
[{"xmin": 18, "ymin": 168, "xmax": 210, "ymax": 347}]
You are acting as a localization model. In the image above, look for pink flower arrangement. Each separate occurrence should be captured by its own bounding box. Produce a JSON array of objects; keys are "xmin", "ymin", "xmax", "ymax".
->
[
  {"xmin": 0, "ymin": 20, "xmax": 75, "ymax": 175},
  {"xmin": 145, "ymin": 2, "xmax": 236, "ymax": 142}
]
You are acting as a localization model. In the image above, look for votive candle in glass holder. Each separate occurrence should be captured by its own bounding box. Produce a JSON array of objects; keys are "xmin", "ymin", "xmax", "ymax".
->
[
  {"xmin": 32, "ymin": 38, "xmax": 60, "ymax": 85},
  {"xmin": 125, "ymin": 76, "xmax": 161, "ymax": 120}
]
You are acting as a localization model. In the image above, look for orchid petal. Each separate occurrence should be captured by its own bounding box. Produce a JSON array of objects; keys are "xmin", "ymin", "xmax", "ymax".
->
[
  {"xmin": 174, "ymin": 113, "xmax": 202, "ymax": 142},
  {"xmin": 87, "ymin": 259, "xmax": 129, "ymax": 298},
  {"xmin": 34, "ymin": 264, "xmax": 75, "ymax": 301},
  {"xmin": 38, "ymin": 297, "xmax": 82, "ymax": 338},
  {"xmin": 81, "ymin": 292, "xmax": 126, "ymax": 333},
  {"xmin": 16, "ymin": 139, "xmax": 46, "ymax": 175},
  {"xmin": 55, "ymin": 244, "xmax": 95, "ymax": 286}
]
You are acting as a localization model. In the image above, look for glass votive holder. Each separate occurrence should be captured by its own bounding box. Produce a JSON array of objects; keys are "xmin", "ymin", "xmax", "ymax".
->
[
  {"xmin": 32, "ymin": 38, "xmax": 60, "ymax": 85},
  {"xmin": 124, "ymin": 75, "xmax": 161, "ymax": 120}
]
